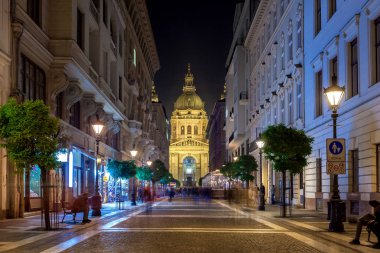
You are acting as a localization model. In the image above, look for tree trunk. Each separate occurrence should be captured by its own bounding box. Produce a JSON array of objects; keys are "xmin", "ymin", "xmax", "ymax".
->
[
  {"xmin": 19, "ymin": 172, "xmax": 24, "ymax": 218},
  {"xmin": 282, "ymin": 171, "xmax": 286, "ymax": 218},
  {"xmin": 24, "ymin": 169, "xmax": 30, "ymax": 212},
  {"xmin": 41, "ymin": 168, "xmax": 51, "ymax": 230}
]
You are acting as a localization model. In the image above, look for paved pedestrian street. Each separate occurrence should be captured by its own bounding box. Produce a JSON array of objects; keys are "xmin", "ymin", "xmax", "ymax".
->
[{"xmin": 0, "ymin": 198, "xmax": 378, "ymax": 253}]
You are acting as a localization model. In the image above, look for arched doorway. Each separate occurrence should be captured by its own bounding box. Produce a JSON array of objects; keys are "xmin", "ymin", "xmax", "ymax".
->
[{"xmin": 183, "ymin": 156, "xmax": 196, "ymax": 186}]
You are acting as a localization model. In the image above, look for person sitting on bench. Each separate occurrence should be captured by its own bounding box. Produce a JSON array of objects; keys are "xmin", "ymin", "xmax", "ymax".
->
[
  {"xmin": 72, "ymin": 192, "xmax": 91, "ymax": 224},
  {"xmin": 350, "ymin": 200, "xmax": 380, "ymax": 246}
]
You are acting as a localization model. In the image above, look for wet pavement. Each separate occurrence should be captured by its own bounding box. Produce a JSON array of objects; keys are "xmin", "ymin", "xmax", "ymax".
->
[{"xmin": 0, "ymin": 198, "xmax": 378, "ymax": 252}]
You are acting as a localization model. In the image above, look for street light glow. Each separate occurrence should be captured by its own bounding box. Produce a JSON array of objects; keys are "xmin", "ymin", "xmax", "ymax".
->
[
  {"xmin": 256, "ymin": 139, "xmax": 265, "ymax": 149},
  {"xmin": 324, "ymin": 76, "xmax": 345, "ymax": 110},
  {"xmin": 147, "ymin": 160, "xmax": 152, "ymax": 166},
  {"xmin": 130, "ymin": 149, "xmax": 138, "ymax": 157},
  {"xmin": 92, "ymin": 120, "xmax": 104, "ymax": 135}
]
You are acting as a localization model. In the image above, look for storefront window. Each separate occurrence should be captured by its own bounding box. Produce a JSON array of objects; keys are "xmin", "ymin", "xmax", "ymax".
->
[{"xmin": 30, "ymin": 165, "xmax": 41, "ymax": 197}]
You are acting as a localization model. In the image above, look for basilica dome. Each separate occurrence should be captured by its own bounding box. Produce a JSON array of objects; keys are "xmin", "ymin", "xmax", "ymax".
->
[{"xmin": 173, "ymin": 65, "xmax": 206, "ymax": 111}]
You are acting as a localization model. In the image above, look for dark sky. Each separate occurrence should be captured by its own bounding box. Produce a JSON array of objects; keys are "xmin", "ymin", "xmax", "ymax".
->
[{"xmin": 146, "ymin": 0, "xmax": 237, "ymax": 117}]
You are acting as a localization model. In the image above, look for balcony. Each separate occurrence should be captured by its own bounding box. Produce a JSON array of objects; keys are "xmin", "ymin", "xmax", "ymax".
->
[{"xmin": 239, "ymin": 91, "xmax": 248, "ymax": 105}]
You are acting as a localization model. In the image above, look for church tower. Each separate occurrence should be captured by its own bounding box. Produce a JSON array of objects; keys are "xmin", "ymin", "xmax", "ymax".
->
[{"xmin": 169, "ymin": 65, "xmax": 209, "ymax": 186}]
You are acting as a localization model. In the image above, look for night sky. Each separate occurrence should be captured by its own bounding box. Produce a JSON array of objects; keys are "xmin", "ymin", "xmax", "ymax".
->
[{"xmin": 146, "ymin": 0, "xmax": 238, "ymax": 117}]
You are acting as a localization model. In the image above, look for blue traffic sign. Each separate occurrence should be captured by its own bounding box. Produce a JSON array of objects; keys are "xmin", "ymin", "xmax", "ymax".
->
[{"xmin": 329, "ymin": 141, "xmax": 343, "ymax": 155}]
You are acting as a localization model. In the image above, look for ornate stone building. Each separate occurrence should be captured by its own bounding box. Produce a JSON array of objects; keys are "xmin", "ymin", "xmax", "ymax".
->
[
  {"xmin": 169, "ymin": 66, "xmax": 209, "ymax": 186},
  {"xmin": 0, "ymin": 0, "xmax": 164, "ymax": 219}
]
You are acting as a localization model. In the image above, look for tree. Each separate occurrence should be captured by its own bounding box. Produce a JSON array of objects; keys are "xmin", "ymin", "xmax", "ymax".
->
[
  {"xmin": 107, "ymin": 160, "xmax": 123, "ymax": 203},
  {"xmin": 220, "ymin": 162, "xmax": 238, "ymax": 202},
  {"xmin": 0, "ymin": 99, "xmax": 60, "ymax": 230},
  {"xmin": 233, "ymin": 155, "xmax": 257, "ymax": 188},
  {"xmin": 136, "ymin": 166, "xmax": 152, "ymax": 182},
  {"xmin": 151, "ymin": 159, "xmax": 168, "ymax": 197},
  {"xmin": 261, "ymin": 124, "xmax": 314, "ymax": 217}
]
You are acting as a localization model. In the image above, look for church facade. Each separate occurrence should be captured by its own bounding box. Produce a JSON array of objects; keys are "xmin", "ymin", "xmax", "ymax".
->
[{"xmin": 169, "ymin": 66, "xmax": 209, "ymax": 186}]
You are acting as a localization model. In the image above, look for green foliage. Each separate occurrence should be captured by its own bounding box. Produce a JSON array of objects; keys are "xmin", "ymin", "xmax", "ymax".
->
[
  {"xmin": 233, "ymin": 155, "xmax": 257, "ymax": 182},
  {"xmin": 121, "ymin": 160, "xmax": 136, "ymax": 179},
  {"xmin": 159, "ymin": 171, "xmax": 173, "ymax": 185},
  {"xmin": 220, "ymin": 162, "xmax": 238, "ymax": 181},
  {"xmin": 107, "ymin": 160, "xmax": 136, "ymax": 180},
  {"xmin": 261, "ymin": 124, "xmax": 314, "ymax": 174},
  {"xmin": 107, "ymin": 160, "xmax": 123, "ymax": 179},
  {"xmin": 0, "ymin": 99, "xmax": 60, "ymax": 172},
  {"xmin": 151, "ymin": 159, "xmax": 168, "ymax": 183},
  {"xmin": 136, "ymin": 166, "xmax": 152, "ymax": 181}
]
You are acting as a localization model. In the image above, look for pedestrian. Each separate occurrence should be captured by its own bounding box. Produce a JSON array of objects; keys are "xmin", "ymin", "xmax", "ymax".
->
[
  {"xmin": 271, "ymin": 185, "xmax": 276, "ymax": 204},
  {"xmin": 350, "ymin": 200, "xmax": 380, "ymax": 247},
  {"xmin": 72, "ymin": 192, "xmax": 91, "ymax": 224},
  {"xmin": 169, "ymin": 188, "xmax": 175, "ymax": 202}
]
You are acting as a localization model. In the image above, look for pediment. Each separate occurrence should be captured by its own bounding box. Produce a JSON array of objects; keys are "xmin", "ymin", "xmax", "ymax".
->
[{"xmin": 171, "ymin": 139, "xmax": 208, "ymax": 147}]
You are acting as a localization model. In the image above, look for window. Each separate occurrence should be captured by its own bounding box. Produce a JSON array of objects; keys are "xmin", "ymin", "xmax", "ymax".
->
[
  {"xmin": 280, "ymin": 0, "xmax": 284, "ymax": 15},
  {"xmin": 119, "ymin": 34, "xmax": 123, "ymax": 56},
  {"xmin": 273, "ymin": 11, "xmax": 277, "ymax": 26},
  {"xmin": 69, "ymin": 101, "xmax": 81, "ymax": 129},
  {"xmin": 103, "ymin": 0, "xmax": 107, "ymax": 26},
  {"xmin": 56, "ymin": 92, "xmax": 64, "ymax": 119},
  {"xmin": 375, "ymin": 17, "xmax": 380, "ymax": 84},
  {"xmin": 187, "ymin": 126, "xmax": 191, "ymax": 134},
  {"xmin": 281, "ymin": 98, "xmax": 285, "ymax": 123},
  {"xmin": 315, "ymin": 71, "xmax": 323, "ymax": 117},
  {"xmin": 181, "ymin": 126, "xmax": 185, "ymax": 135},
  {"xmin": 118, "ymin": 76, "xmax": 123, "ymax": 101},
  {"xmin": 288, "ymin": 29, "xmax": 293, "ymax": 61},
  {"xmin": 77, "ymin": 9, "xmax": 84, "ymax": 50},
  {"xmin": 273, "ymin": 55, "xmax": 277, "ymax": 80},
  {"xmin": 329, "ymin": 0, "xmax": 337, "ymax": 19},
  {"xmin": 111, "ymin": 132, "xmax": 120, "ymax": 151},
  {"xmin": 349, "ymin": 38, "xmax": 358, "ymax": 98},
  {"xmin": 281, "ymin": 44, "xmax": 285, "ymax": 70},
  {"xmin": 20, "ymin": 55, "xmax": 46, "ymax": 101},
  {"xmin": 316, "ymin": 158, "xmax": 322, "ymax": 192},
  {"xmin": 273, "ymin": 106, "xmax": 277, "ymax": 125},
  {"xmin": 288, "ymin": 91, "xmax": 293, "ymax": 125},
  {"xmin": 315, "ymin": 0, "xmax": 321, "ymax": 36},
  {"xmin": 350, "ymin": 150, "xmax": 359, "ymax": 192},
  {"xmin": 103, "ymin": 52, "xmax": 108, "ymax": 82},
  {"xmin": 194, "ymin": 126, "xmax": 198, "ymax": 135},
  {"xmin": 297, "ymin": 82, "xmax": 302, "ymax": 119},
  {"xmin": 267, "ymin": 63, "xmax": 271, "ymax": 89},
  {"xmin": 133, "ymin": 48, "xmax": 137, "ymax": 66},
  {"xmin": 297, "ymin": 18, "xmax": 302, "ymax": 49},
  {"xmin": 27, "ymin": 0, "xmax": 41, "ymax": 26}
]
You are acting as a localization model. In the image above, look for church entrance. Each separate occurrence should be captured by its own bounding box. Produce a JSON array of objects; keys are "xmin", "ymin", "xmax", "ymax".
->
[{"xmin": 183, "ymin": 157, "xmax": 196, "ymax": 187}]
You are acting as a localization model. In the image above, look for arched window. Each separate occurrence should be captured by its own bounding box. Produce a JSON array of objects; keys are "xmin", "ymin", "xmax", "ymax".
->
[
  {"xmin": 187, "ymin": 125, "xmax": 191, "ymax": 134},
  {"xmin": 194, "ymin": 126, "xmax": 198, "ymax": 135},
  {"xmin": 181, "ymin": 126, "xmax": 185, "ymax": 135}
]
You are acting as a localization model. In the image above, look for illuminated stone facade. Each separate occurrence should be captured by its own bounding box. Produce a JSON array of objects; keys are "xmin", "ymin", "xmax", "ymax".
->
[{"xmin": 169, "ymin": 66, "xmax": 209, "ymax": 186}]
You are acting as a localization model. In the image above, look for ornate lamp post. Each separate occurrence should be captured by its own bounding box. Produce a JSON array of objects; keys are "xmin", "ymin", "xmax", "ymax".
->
[
  {"xmin": 130, "ymin": 146, "xmax": 138, "ymax": 206},
  {"xmin": 256, "ymin": 137, "xmax": 265, "ymax": 211},
  {"xmin": 91, "ymin": 120, "xmax": 104, "ymax": 216},
  {"xmin": 324, "ymin": 75, "xmax": 345, "ymax": 232}
]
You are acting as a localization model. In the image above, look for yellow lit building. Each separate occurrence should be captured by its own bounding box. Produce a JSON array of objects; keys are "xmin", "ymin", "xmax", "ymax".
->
[{"xmin": 169, "ymin": 65, "xmax": 209, "ymax": 186}]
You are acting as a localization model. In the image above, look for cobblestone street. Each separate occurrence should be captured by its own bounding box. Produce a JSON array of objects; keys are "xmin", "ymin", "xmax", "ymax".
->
[{"xmin": 0, "ymin": 198, "xmax": 378, "ymax": 252}]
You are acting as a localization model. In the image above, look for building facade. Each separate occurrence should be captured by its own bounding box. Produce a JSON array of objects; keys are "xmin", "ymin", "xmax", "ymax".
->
[
  {"xmin": 0, "ymin": 0, "xmax": 165, "ymax": 219},
  {"xmin": 151, "ymin": 84, "xmax": 170, "ymax": 169},
  {"xmin": 169, "ymin": 66, "xmax": 209, "ymax": 186},
  {"xmin": 0, "ymin": 0, "xmax": 12, "ymax": 219},
  {"xmin": 245, "ymin": 0, "xmax": 305, "ymax": 205},
  {"xmin": 206, "ymin": 87, "xmax": 226, "ymax": 172},
  {"xmin": 225, "ymin": 0, "xmax": 259, "ymax": 165},
  {"xmin": 304, "ymin": 0, "xmax": 380, "ymax": 217}
]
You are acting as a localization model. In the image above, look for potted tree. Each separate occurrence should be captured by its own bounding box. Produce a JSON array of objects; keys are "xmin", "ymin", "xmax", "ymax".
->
[{"xmin": 261, "ymin": 124, "xmax": 313, "ymax": 217}]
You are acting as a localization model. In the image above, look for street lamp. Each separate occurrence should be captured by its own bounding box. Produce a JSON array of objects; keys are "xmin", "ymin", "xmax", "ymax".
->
[
  {"xmin": 233, "ymin": 156, "xmax": 238, "ymax": 161},
  {"xmin": 147, "ymin": 159, "xmax": 152, "ymax": 167},
  {"xmin": 256, "ymin": 136, "xmax": 265, "ymax": 211},
  {"xmin": 130, "ymin": 146, "xmax": 138, "ymax": 206},
  {"xmin": 91, "ymin": 120, "xmax": 104, "ymax": 216},
  {"xmin": 324, "ymin": 74, "xmax": 345, "ymax": 232}
]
